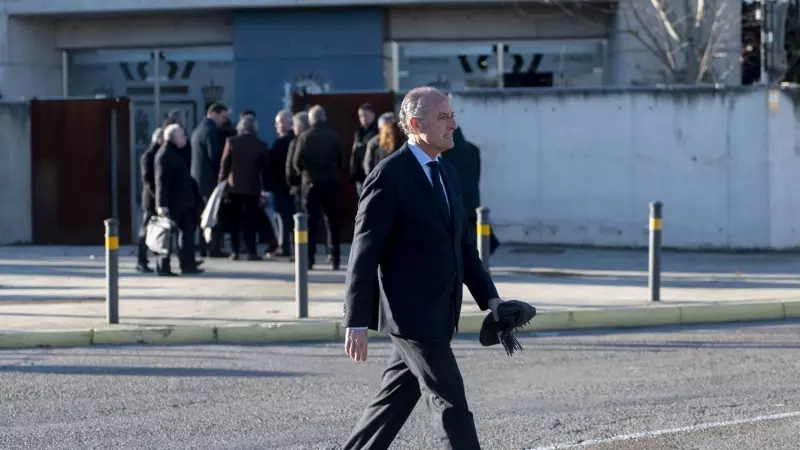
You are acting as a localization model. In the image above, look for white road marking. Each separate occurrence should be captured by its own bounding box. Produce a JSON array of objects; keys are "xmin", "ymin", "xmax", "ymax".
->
[{"xmin": 527, "ymin": 411, "xmax": 800, "ymax": 450}]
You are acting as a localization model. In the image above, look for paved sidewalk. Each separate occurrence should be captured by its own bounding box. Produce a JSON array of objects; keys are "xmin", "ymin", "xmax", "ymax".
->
[{"xmin": 1, "ymin": 245, "xmax": 799, "ymax": 332}]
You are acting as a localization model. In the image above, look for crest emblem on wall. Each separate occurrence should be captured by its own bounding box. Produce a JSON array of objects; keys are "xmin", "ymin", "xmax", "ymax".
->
[{"xmin": 293, "ymin": 72, "xmax": 330, "ymax": 95}]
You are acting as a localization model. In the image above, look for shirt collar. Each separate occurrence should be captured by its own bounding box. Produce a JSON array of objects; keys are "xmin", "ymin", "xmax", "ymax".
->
[{"xmin": 407, "ymin": 141, "xmax": 440, "ymax": 169}]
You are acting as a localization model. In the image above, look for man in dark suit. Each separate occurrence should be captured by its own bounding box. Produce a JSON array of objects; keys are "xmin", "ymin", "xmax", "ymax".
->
[
  {"xmin": 341, "ymin": 87, "xmax": 505, "ymax": 450},
  {"xmin": 268, "ymin": 109, "xmax": 296, "ymax": 257},
  {"xmin": 218, "ymin": 115, "xmax": 271, "ymax": 260},
  {"xmin": 155, "ymin": 124, "xmax": 204, "ymax": 276},
  {"xmin": 136, "ymin": 127, "xmax": 165, "ymax": 273},
  {"xmin": 292, "ymin": 105, "xmax": 343, "ymax": 270},
  {"xmin": 441, "ymin": 126, "xmax": 500, "ymax": 254},
  {"xmin": 191, "ymin": 102, "xmax": 229, "ymax": 257}
]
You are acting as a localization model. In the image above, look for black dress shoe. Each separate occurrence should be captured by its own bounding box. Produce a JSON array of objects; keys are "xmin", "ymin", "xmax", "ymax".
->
[
  {"xmin": 181, "ymin": 268, "xmax": 205, "ymax": 275},
  {"xmin": 136, "ymin": 264, "xmax": 154, "ymax": 273},
  {"xmin": 157, "ymin": 271, "xmax": 178, "ymax": 277}
]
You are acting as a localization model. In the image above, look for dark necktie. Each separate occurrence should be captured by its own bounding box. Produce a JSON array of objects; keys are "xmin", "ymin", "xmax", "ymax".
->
[{"xmin": 427, "ymin": 161, "xmax": 451, "ymax": 226}]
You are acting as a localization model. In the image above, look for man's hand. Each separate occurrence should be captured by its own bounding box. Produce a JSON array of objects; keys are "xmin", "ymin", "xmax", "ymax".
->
[
  {"xmin": 488, "ymin": 298, "xmax": 504, "ymax": 321},
  {"xmin": 345, "ymin": 328, "xmax": 368, "ymax": 362}
]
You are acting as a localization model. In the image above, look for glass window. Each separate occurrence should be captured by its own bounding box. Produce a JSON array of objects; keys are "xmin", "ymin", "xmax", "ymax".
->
[
  {"xmin": 501, "ymin": 40, "xmax": 606, "ymax": 87},
  {"xmin": 397, "ymin": 42, "xmax": 500, "ymax": 91}
]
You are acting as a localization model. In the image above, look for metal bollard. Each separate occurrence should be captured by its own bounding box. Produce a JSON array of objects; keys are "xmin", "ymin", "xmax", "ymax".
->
[
  {"xmin": 648, "ymin": 201, "xmax": 663, "ymax": 302},
  {"xmin": 104, "ymin": 218, "xmax": 120, "ymax": 324},
  {"xmin": 293, "ymin": 213, "xmax": 309, "ymax": 319},
  {"xmin": 476, "ymin": 207, "xmax": 491, "ymax": 270}
]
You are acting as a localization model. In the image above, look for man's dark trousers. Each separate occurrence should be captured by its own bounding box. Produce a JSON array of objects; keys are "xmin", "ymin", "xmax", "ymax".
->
[
  {"xmin": 303, "ymin": 181, "xmax": 341, "ymax": 267},
  {"xmin": 342, "ymin": 334, "xmax": 480, "ymax": 450},
  {"xmin": 137, "ymin": 210, "xmax": 154, "ymax": 266},
  {"xmin": 157, "ymin": 212, "xmax": 197, "ymax": 273},
  {"xmin": 228, "ymin": 193, "xmax": 260, "ymax": 257},
  {"xmin": 273, "ymin": 193, "xmax": 295, "ymax": 255}
]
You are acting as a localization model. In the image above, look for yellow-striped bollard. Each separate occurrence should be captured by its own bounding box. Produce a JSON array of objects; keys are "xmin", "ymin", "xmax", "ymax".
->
[
  {"xmin": 104, "ymin": 218, "xmax": 119, "ymax": 324},
  {"xmin": 648, "ymin": 201, "xmax": 663, "ymax": 302},
  {"xmin": 293, "ymin": 213, "xmax": 309, "ymax": 318},
  {"xmin": 476, "ymin": 207, "xmax": 492, "ymax": 270}
]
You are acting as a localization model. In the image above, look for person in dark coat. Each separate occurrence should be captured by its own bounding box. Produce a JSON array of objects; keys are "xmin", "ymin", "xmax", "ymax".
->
[
  {"xmin": 236, "ymin": 110, "xmax": 277, "ymax": 251},
  {"xmin": 268, "ymin": 109, "xmax": 296, "ymax": 257},
  {"xmin": 292, "ymin": 105, "xmax": 342, "ymax": 270},
  {"xmin": 218, "ymin": 115, "xmax": 271, "ymax": 260},
  {"xmin": 286, "ymin": 111, "xmax": 330, "ymax": 260},
  {"xmin": 341, "ymin": 87, "xmax": 505, "ymax": 450},
  {"xmin": 286, "ymin": 112, "xmax": 309, "ymax": 199},
  {"xmin": 155, "ymin": 124, "xmax": 204, "ymax": 276},
  {"xmin": 348, "ymin": 103, "xmax": 378, "ymax": 197},
  {"xmin": 163, "ymin": 109, "xmax": 192, "ymax": 170},
  {"xmin": 190, "ymin": 102, "xmax": 229, "ymax": 257},
  {"xmin": 441, "ymin": 126, "xmax": 500, "ymax": 254},
  {"xmin": 362, "ymin": 112, "xmax": 404, "ymax": 177},
  {"xmin": 136, "ymin": 128, "xmax": 164, "ymax": 273}
]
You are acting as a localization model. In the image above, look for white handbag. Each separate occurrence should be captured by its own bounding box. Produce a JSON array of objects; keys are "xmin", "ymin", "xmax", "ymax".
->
[{"xmin": 145, "ymin": 215, "xmax": 175, "ymax": 255}]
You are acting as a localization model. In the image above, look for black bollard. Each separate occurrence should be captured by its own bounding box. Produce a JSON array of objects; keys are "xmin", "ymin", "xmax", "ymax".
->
[
  {"xmin": 293, "ymin": 213, "xmax": 309, "ymax": 318},
  {"xmin": 104, "ymin": 218, "xmax": 120, "ymax": 324},
  {"xmin": 648, "ymin": 202, "xmax": 663, "ymax": 302},
  {"xmin": 476, "ymin": 207, "xmax": 491, "ymax": 270}
]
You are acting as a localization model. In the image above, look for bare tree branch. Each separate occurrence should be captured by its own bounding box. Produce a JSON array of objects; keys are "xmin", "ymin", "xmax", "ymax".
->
[{"xmin": 509, "ymin": 0, "xmax": 739, "ymax": 84}]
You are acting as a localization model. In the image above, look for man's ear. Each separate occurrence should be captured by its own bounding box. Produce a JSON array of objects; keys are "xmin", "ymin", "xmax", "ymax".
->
[{"xmin": 409, "ymin": 117, "xmax": 421, "ymax": 134}]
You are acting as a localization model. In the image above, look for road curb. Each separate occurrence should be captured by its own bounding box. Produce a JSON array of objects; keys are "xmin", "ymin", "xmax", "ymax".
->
[{"xmin": 2, "ymin": 300, "xmax": 800, "ymax": 350}]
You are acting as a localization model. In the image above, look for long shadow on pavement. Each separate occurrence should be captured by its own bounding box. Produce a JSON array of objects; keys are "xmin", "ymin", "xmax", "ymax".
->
[{"xmin": 0, "ymin": 364, "xmax": 308, "ymax": 377}]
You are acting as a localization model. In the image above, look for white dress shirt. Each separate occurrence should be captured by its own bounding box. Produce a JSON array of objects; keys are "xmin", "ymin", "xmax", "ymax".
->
[
  {"xmin": 348, "ymin": 142, "xmax": 450, "ymax": 331},
  {"xmin": 408, "ymin": 141, "xmax": 450, "ymax": 212}
]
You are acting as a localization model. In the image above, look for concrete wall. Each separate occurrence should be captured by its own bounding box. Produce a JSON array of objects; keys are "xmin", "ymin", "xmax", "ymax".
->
[
  {"xmin": 6, "ymin": 0, "xmax": 579, "ymax": 15},
  {"xmin": 450, "ymin": 87, "xmax": 800, "ymax": 250},
  {"xmin": 233, "ymin": 8, "xmax": 384, "ymax": 141},
  {"xmin": 0, "ymin": 13, "xmax": 61, "ymax": 100},
  {"xmin": 388, "ymin": 5, "xmax": 611, "ymax": 40},
  {"xmin": 0, "ymin": 101, "xmax": 31, "ymax": 244},
  {"xmin": 55, "ymin": 13, "xmax": 233, "ymax": 49}
]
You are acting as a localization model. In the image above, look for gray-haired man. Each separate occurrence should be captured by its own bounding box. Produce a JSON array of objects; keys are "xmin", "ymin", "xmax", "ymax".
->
[
  {"xmin": 218, "ymin": 116, "xmax": 271, "ymax": 260},
  {"xmin": 292, "ymin": 105, "xmax": 343, "ymax": 270},
  {"xmin": 341, "ymin": 87, "xmax": 504, "ymax": 450}
]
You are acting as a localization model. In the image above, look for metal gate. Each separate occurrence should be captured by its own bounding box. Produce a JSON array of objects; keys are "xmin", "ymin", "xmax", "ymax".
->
[
  {"xmin": 30, "ymin": 98, "xmax": 132, "ymax": 245},
  {"xmin": 292, "ymin": 91, "xmax": 397, "ymax": 243}
]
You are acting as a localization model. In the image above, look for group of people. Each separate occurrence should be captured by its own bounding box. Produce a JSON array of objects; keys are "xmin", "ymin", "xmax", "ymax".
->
[
  {"xmin": 134, "ymin": 96, "xmax": 497, "ymax": 277},
  {"xmin": 135, "ymin": 101, "xmax": 346, "ymax": 275}
]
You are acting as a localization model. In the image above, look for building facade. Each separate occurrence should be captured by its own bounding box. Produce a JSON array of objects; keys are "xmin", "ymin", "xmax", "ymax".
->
[{"xmin": 1, "ymin": 0, "xmax": 742, "ymax": 128}]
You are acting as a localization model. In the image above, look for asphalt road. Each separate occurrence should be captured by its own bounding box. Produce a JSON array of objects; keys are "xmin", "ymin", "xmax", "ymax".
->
[{"xmin": 1, "ymin": 322, "xmax": 799, "ymax": 450}]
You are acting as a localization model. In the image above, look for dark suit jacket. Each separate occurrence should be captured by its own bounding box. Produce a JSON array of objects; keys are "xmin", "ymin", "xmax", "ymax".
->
[
  {"xmin": 269, "ymin": 131, "xmax": 295, "ymax": 196},
  {"xmin": 140, "ymin": 142, "xmax": 160, "ymax": 214},
  {"xmin": 285, "ymin": 138, "xmax": 302, "ymax": 194},
  {"xmin": 155, "ymin": 143, "xmax": 197, "ymax": 217},
  {"xmin": 343, "ymin": 143, "xmax": 498, "ymax": 342},
  {"xmin": 190, "ymin": 118, "xmax": 223, "ymax": 198},
  {"xmin": 219, "ymin": 133, "xmax": 270, "ymax": 195},
  {"xmin": 349, "ymin": 122, "xmax": 378, "ymax": 184},
  {"xmin": 293, "ymin": 124, "xmax": 342, "ymax": 186},
  {"xmin": 441, "ymin": 128, "xmax": 481, "ymax": 219}
]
